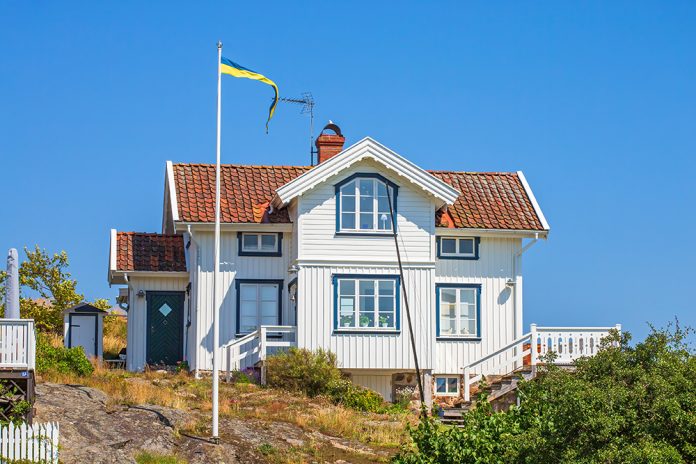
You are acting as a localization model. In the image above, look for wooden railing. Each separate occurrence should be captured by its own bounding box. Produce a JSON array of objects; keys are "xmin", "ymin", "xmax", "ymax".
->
[
  {"xmin": 462, "ymin": 323, "xmax": 620, "ymax": 401},
  {"xmin": 223, "ymin": 325, "xmax": 297, "ymax": 384},
  {"xmin": 0, "ymin": 319, "xmax": 36, "ymax": 370}
]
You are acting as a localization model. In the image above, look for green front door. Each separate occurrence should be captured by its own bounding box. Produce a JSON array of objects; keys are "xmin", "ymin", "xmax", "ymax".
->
[{"xmin": 146, "ymin": 291, "xmax": 184, "ymax": 366}]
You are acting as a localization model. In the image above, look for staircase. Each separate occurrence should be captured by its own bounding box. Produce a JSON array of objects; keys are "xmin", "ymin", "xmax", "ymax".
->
[{"xmin": 439, "ymin": 324, "xmax": 621, "ymax": 425}]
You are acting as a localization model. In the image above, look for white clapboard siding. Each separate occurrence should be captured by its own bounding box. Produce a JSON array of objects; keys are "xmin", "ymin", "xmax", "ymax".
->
[
  {"xmin": 126, "ymin": 276, "xmax": 189, "ymax": 371},
  {"xmin": 0, "ymin": 422, "xmax": 59, "ymax": 463},
  {"xmin": 297, "ymin": 162, "xmax": 436, "ymax": 263},
  {"xmin": 434, "ymin": 237, "xmax": 521, "ymax": 373},
  {"xmin": 297, "ymin": 264, "xmax": 435, "ymax": 370},
  {"xmin": 349, "ymin": 372, "xmax": 394, "ymax": 401},
  {"xmin": 191, "ymin": 230, "xmax": 293, "ymax": 372}
]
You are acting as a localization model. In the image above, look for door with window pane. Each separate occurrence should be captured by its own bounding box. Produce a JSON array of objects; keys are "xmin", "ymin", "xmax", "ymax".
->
[{"xmin": 237, "ymin": 281, "xmax": 281, "ymax": 334}]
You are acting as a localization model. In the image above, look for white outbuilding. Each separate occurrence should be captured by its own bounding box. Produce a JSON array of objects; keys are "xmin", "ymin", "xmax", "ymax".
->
[{"xmin": 63, "ymin": 303, "xmax": 107, "ymax": 359}]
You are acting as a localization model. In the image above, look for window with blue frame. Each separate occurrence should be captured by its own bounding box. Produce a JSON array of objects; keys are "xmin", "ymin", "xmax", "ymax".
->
[
  {"xmin": 437, "ymin": 237, "xmax": 480, "ymax": 259},
  {"xmin": 334, "ymin": 275, "xmax": 400, "ymax": 332},
  {"xmin": 436, "ymin": 284, "xmax": 481, "ymax": 339},
  {"xmin": 238, "ymin": 232, "xmax": 282, "ymax": 256},
  {"xmin": 335, "ymin": 174, "xmax": 397, "ymax": 233}
]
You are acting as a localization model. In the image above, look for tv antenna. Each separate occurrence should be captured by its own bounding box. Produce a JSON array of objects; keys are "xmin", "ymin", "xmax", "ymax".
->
[{"xmin": 278, "ymin": 92, "xmax": 316, "ymax": 165}]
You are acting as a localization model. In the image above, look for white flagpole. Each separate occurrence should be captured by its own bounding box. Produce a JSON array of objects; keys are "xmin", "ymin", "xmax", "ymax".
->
[{"xmin": 212, "ymin": 40, "xmax": 222, "ymax": 443}]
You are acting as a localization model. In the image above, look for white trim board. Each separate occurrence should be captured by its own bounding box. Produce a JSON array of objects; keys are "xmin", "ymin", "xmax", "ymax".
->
[{"xmin": 517, "ymin": 171, "xmax": 550, "ymax": 231}]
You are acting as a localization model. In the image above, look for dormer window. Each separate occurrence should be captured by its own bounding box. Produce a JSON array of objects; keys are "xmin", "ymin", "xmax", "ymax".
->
[
  {"xmin": 237, "ymin": 232, "xmax": 282, "ymax": 256},
  {"xmin": 335, "ymin": 174, "xmax": 398, "ymax": 234}
]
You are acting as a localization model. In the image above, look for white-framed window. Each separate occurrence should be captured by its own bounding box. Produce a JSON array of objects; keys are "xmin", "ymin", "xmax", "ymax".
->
[
  {"xmin": 237, "ymin": 281, "xmax": 281, "ymax": 334},
  {"xmin": 435, "ymin": 376, "xmax": 459, "ymax": 396},
  {"xmin": 335, "ymin": 276, "xmax": 399, "ymax": 331},
  {"xmin": 438, "ymin": 237, "xmax": 478, "ymax": 259},
  {"xmin": 239, "ymin": 233, "xmax": 281, "ymax": 255},
  {"xmin": 337, "ymin": 176, "xmax": 396, "ymax": 232},
  {"xmin": 437, "ymin": 285, "xmax": 480, "ymax": 338}
]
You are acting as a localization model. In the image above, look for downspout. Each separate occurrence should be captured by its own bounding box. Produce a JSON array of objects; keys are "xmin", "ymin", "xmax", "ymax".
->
[{"xmin": 512, "ymin": 233, "xmax": 540, "ymax": 342}]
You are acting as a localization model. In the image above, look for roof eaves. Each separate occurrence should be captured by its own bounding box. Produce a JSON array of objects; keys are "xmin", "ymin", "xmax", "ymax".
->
[{"xmin": 516, "ymin": 171, "xmax": 550, "ymax": 231}]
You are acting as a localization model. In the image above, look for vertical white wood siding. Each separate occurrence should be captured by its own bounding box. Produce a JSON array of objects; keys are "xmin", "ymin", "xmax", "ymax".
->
[
  {"xmin": 190, "ymin": 230, "xmax": 293, "ymax": 371},
  {"xmin": 298, "ymin": 161, "xmax": 435, "ymax": 263},
  {"xmin": 348, "ymin": 370, "xmax": 395, "ymax": 400},
  {"xmin": 296, "ymin": 264, "xmax": 435, "ymax": 370},
  {"xmin": 126, "ymin": 275, "xmax": 189, "ymax": 371},
  {"xmin": 434, "ymin": 237, "xmax": 521, "ymax": 373}
]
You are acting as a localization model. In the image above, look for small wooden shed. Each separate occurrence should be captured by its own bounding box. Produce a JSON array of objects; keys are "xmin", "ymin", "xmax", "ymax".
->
[{"xmin": 63, "ymin": 303, "xmax": 107, "ymax": 359}]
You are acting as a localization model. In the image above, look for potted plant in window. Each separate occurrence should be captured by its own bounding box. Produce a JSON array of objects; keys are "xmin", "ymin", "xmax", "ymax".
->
[
  {"xmin": 359, "ymin": 315, "xmax": 371, "ymax": 327},
  {"xmin": 379, "ymin": 316, "xmax": 390, "ymax": 328}
]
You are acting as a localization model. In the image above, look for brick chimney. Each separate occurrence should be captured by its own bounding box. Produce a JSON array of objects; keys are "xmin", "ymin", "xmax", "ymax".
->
[{"xmin": 315, "ymin": 122, "xmax": 345, "ymax": 164}]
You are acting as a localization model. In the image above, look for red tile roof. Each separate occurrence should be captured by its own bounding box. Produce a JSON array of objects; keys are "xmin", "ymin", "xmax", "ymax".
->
[
  {"xmin": 431, "ymin": 171, "xmax": 544, "ymax": 230},
  {"xmin": 116, "ymin": 232, "xmax": 187, "ymax": 272},
  {"xmin": 173, "ymin": 164, "xmax": 311, "ymax": 224},
  {"xmin": 172, "ymin": 164, "xmax": 546, "ymax": 231}
]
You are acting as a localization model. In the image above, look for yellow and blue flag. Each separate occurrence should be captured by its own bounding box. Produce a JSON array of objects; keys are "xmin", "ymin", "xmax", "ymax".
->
[{"xmin": 220, "ymin": 57, "xmax": 279, "ymax": 132}]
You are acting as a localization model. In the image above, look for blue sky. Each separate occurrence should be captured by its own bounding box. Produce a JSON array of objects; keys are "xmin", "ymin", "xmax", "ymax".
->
[{"xmin": 1, "ymin": 2, "xmax": 694, "ymax": 341}]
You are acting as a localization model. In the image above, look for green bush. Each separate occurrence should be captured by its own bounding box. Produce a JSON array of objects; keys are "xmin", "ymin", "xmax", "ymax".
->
[
  {"xmin": 265, "ymin": 348, "xmax": 389, "ymax": 412},
  {"xmin": 265, "ymin": 347, "xmax": 342, "ymax": 397},
  {"xmin": 36, "ymin": 333, "xmax": 94, "ymax": 376},
  {"xmin": 327, "ymin": 378, "xmax": 386, "ymax": 412},
  {"xmin": 393, "ymin": 325, "xmax": 696, "ymax": 463}
]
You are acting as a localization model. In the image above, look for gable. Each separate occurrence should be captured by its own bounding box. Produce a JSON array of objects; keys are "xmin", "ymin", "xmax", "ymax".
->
[{"xmin": 272, "ymin": 137, "xmax": 461, "ymax": 210}]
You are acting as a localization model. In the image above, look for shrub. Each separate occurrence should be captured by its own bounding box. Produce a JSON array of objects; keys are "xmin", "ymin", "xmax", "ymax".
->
[
  {"xmin": 327, "ymin": 378, "xmax": 386, "ymax": 413},
  {"xmin": 265, "ymin": 348, "xmax": 342, "ymax": 397},
  {"xmin": 393, "ymin": 324, "xmax": 696, "ymax": 463},
  {"xmin": 265, "ymin": 348, "xmax": 390, "ymax": 412},
  {"xmin": 36, "ymin": 333, "xmax": 94, "ymax": 376}
]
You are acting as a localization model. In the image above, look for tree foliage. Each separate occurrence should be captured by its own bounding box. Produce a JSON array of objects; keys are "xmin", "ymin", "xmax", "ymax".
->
[
  {"xmin": 394, "ymin": 324, "xmax": 695, "ymax": 464},
  {"xmin": 1, "ymin": 246, "xmax": 106, "ymax": 333}
]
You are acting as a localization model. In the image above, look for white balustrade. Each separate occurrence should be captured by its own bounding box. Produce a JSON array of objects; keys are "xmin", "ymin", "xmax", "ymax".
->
[
  {"xmin": 462, "ymin": 323, "xmax": 620, "ymax": 402},
  {"xmin": 0, "ymin": 319, "xmax": 36, "ymax": 370},
  {"xmin": 223, "ymin": 325, "xmax": 296, "ymax": 384}
]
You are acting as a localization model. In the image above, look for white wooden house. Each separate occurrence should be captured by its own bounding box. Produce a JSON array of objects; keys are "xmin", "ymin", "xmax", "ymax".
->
[{"xmin": 108, "ymin": 124, "xmax": 617, "ymax": 401}]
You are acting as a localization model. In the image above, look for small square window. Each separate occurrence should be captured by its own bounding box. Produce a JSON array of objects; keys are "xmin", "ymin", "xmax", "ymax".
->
[
  {"xmin": 435, "ymin": 376, "xmax": 459, "ymax": 395},
  {"xmin": 239, "ymin": 233, "xmax": 281, "ymax": 256},
  {"xmin": 438, "ymin": 237, "xmax": 479, "ymax": 259}
]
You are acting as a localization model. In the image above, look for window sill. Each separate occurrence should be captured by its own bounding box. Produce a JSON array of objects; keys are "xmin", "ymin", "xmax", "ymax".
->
[
  {"xmin": 333, "ymin": 329, "xmax": 401, "ymax": 335},
  {"xmin": 238, "ymin": 251, "xmax": 282, "ymax": 257},
  {"xmin": 434, "ymin": 392, "xmax": 460, "ymax": 397},
  {"xmin": 335, "ymin": 231, "xmax": 397, "ymax": 237},
  {"xmin": 437, "ymin": 255, "xmax": 479, "ymax": 261},
  {"xmin": 436, "ymin": 336, "xmax": 481, "ymax": 342}
]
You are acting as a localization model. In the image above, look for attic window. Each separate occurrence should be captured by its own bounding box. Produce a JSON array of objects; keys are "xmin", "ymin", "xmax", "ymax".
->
[{"xmin": 335, "ymin": 174, "xmax": 398, "ymax": 234}]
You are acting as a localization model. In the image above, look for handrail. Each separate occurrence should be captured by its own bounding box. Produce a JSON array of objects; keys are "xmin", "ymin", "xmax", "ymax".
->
[
  {"xmin": 223, "ymin": 325, "xmax": 297, "ymax": 384},
  {"xmin": 463, "ymin": 333, "xmax": 531, "ymax": 370},
  {"xmin": 461, "ymin": 323, "xmax": 620, "ymax": 402}
]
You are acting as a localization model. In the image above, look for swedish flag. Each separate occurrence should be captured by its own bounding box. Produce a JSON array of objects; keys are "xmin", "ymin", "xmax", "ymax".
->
[{"xmin": 220, "ymin": 57, "xmax": 279, "ymax": 132}]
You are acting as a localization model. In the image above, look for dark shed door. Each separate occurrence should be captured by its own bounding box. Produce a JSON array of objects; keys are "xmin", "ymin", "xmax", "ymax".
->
[{"xmin": 146, "ymin": 291, "xmax": 184, "ymax": 366}]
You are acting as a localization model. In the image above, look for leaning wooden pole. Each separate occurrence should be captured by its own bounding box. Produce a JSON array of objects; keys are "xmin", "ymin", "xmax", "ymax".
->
[{"xmin": 386, "ymin": 187, "xmax": 427, "ymax": 419}]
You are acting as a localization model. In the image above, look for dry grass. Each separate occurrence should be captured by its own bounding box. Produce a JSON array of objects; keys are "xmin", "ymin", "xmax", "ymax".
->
[
  {"xmin": 103, "ymin": 315, "xmax": 127, "ymax": 359},
  {"xmin": 39, "ymin": 366, "xmax": 413, "ymax": 455}
]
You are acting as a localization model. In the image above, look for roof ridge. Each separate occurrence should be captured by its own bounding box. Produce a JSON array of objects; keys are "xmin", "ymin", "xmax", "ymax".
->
[
  {"xmin": 173, "ymin": 163, "xmax": 313, "ymax": 169},
  {"xmin": 117, "ymin": 231, "xmax": 183, "ymax": 237}
]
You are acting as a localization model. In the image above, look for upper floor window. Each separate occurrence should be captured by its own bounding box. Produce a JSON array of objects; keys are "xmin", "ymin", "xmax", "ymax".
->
[
  {"xmin": 238, "ymin": 232, "xmax": 282, "ymax": 256},
  {"xmin": 333, "ymin": 274, "xmax": 400, "ymax": 332},
  {"xmin": 436, "ymin": 283, "xmax": 481, "ymax": 339},
  {"xmin": 437, "ymin": 237, "xmax": 480, "ymax": 260},
  {"xmin": 335, "ymin": 174, "xmax": 397, "ymax": 234}
]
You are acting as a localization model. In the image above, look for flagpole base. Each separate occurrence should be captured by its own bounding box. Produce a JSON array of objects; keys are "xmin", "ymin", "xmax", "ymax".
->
[{"xmin": 210, "ymin": 436, "xmax": 220, "ymax": 445}]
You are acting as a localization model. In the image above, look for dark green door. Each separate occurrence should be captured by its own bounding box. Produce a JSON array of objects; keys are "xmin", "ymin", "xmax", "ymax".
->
[{"xmin": 146, "ymin": 291, "xmax": 184, "ymax": 366}]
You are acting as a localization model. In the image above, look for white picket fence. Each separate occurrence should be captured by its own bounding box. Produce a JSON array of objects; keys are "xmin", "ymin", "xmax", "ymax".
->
[{"xmin": 0, "ymin": 422, "xmax": 59, "ymax": 463}]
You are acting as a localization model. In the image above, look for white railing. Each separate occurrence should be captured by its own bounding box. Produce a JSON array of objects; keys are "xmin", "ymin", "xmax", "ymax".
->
[
  {"xmin": 462, "ymin": 323, "xmax": 620, "ymax": 401},
  {"xmin": 0, "ymin": 319, "xmax": 36, "ymax": 370},
  {"xmin": 223, "ymin": 325, "xmax": 296, "ymax": 384},
  {"xmin": 0, "ymin": 422, "xmax": 59, "ymax": 463}
]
